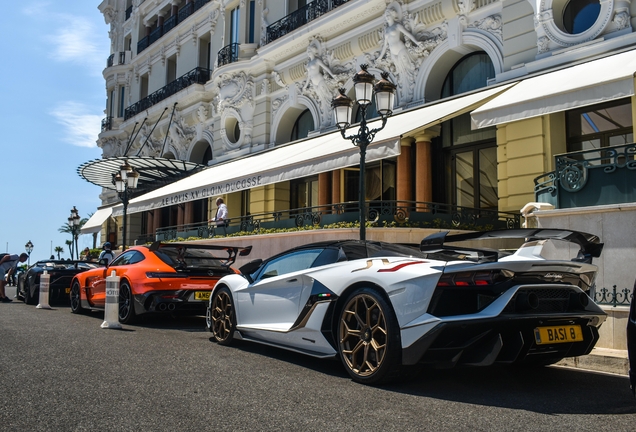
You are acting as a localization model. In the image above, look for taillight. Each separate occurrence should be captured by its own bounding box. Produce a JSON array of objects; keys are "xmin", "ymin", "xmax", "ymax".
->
[{"xmin": 436, "ymin": 270, "xmax": 513, "ymax": 287}]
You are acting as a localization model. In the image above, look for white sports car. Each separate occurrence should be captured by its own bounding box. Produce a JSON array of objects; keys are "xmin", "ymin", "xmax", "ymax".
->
[{"xmin": 206, "ymin": 229, "xmax": 606, "ymax": 384}]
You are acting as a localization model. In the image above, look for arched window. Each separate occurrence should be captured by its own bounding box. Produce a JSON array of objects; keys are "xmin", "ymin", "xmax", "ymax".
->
[
  {"xmin": 436, "ymin": 53, "xmax": 498, "ymax": 211},
  {"xmin": 290, "ymin": 109, "xmax": 314, "ymax": 141}
]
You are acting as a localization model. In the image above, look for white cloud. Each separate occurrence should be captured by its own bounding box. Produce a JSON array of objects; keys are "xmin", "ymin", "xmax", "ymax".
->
[
  {"xmin": 23, "ymin": 4, "xmax": 108, "ymax": 75},
  {"xmin": 50, "ymin": 102, "xmax": 102, "ymax": 148}
]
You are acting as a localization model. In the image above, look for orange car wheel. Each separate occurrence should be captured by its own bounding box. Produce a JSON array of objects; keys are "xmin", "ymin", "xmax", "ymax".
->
[
  {"xmin": 118, "ymin": 281, "xmax": 137, "ymax": 324},
  {"xmin": 70, "ymin": 281, "xmax": 84, "ymax": 314}
]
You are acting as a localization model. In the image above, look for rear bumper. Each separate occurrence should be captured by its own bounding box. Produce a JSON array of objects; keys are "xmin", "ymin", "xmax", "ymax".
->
[
  {"xmin": 402, "ymin": 313, "xmax": 605, "ymax": 367},
  {"xmin": 134, "ymin": 289, "xmax": 209, "ymax": 315}
]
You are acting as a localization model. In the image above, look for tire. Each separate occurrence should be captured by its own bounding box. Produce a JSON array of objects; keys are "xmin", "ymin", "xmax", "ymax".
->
[
  {"xmin": 70, "ymin": 281, "xmax": 84, "ymax": 314},
  {"xmin": 337, "ymin": 288, "xmax": 402, "ymax": 385},
  {"xmin": 25, "ymin": 283, "xmax": 38, "ymax": 305},
  {"xmin": 118, "ymin": 281, "xmax": 137, "ymax": 324},
  {"xmin": 208, "ymin": 287, "xmax": 236, "ymax": 345}
]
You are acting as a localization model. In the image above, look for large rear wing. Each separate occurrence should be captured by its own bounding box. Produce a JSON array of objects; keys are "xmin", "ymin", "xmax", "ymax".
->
[
  {"xmin": 420, "ymin": 229, "xmax": 603, "ymax": 264},
  {"xmin": 149, "ymin": 242, "xmax": 252, "ymax": 267}
]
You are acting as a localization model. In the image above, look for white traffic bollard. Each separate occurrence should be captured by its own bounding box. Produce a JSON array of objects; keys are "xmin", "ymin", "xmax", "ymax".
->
[
  {"xmin": 36, "ymin": 271, "xmax": 51, "ymax": 309},
  {"xmin": 101, "ymin": 270, "xmax": 122, "ymax": 329}
]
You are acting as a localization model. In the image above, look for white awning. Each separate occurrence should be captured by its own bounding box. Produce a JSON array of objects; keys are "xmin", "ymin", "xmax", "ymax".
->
[
  {"xmin": 81, "ymin": 206, "xmax": 114, "ymax": 234},
  {"xmin": 472, "ymin": 49, "xmax": 636, "ymax": 129},
  {"xmin": 117, "ymin": 82, "xmax": 515, "ymax": 216}
]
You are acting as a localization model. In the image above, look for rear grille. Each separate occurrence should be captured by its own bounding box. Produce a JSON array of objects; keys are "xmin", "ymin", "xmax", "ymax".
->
[{"xmin": 503, "ymin": 287, "xmax": 578, "ymax": 314}]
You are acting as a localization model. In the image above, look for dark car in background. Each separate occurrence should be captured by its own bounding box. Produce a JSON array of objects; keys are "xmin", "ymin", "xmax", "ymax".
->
[{"xmin": 17, "ymin": 260, "xmax": 102, "ymax": 305}]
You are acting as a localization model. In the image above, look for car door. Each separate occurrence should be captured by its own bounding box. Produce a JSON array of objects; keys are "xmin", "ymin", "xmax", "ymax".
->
[
  {"xmin": 86, "ymin": 251, "xmax": 141, "ymax": 307},
  {"xmin": 235, "ymin": 248, "xmax": 324, "ymax": 331}
]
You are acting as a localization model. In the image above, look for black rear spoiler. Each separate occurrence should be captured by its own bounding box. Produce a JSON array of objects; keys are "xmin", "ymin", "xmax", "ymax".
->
[
  {"xmin": 149, "ymin": 242, "xmax": 252, "ymax": 267},
  {"xmin": 420, "ymin": 229, "xmax": 603, "ymax": 264}
]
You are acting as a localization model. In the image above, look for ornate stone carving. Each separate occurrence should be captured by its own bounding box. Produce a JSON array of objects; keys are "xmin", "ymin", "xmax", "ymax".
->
[
  {"xmin": 99, "ymin": 137, "xmax": 124, "ymax": 158},
  {"xmin": 215, "ymin": 72, "xmax": 255, "ymax": 112},
  {"xmin": 301, "ymin": 37, "xmax": 353, "ymax": 126},
  {"xmin": 208, "ymin": 1, "xmax": 223, "ymax": 35},
  {"xmin": 468, "ymin": 15, "xmax": 502, "ymax": 42},
  {"xmin": 613, "ymin": 10, "xmax": 630, "ymax": 30},
  {"xmin": 261, "ymin": 78, "xmax": 271, "ymax": 95},
  {"xmin": 197, "ymin": 105, "xmax": 208, "ymax": 123},
  {"xmin": 260, "ymin": 6, "xmax": 269, "ymax": 47},
  {"xmin": 537, "ymin": 36, "xmax": 550, "ymax": 54},
  {"xmin": 168, "ymin": 113, "xmax": 196, "ymax": 158},
  {"xmin": 135, "ymin": 123, "xmax": 162, "ymax": 157},
  {"xmin": 374, "ymin": 1, "xmax": 447, "ymax": 104}
]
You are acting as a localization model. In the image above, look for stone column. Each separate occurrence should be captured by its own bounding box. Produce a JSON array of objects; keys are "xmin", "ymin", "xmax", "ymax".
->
[
  {"xmin": 152, "ymin": 208, "xmax": 162, "ymax": 234},
  {"xmin": 171, "ymin": 1, "xmax": 179, "ymax": 16},
  {"xmin": 146, "ymin": 211, "xmax": 154, "ymax": 236},
  {"xmin": 332, "ymin": 169, "xmax": 341, "ymax": 211},
  {"xmin": 157, "ymin": 11, "xmax": 165, "ymax": 28},
  {"xmin": 414, "ymin": 129, "xmax": 439, "ymax": 211},
  {"xmin": 177, "ymin": 204, "xmax": 185, "ymax": 228},
  {"xmin": 397, "ymin": 137, "xmax": 413, "ymax": 213},
  {"xmin": 184, "ymin": 202, "xmax": 194, "ymax": 225},
  {"xmin": 318, "ymin": 172, "xmax": 331, "ymax": 212}
]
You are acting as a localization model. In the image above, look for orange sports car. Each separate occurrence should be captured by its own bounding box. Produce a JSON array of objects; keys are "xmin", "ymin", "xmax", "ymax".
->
[{"xmin": 69, "ymin": 242, "xmax": 251, "ymax": 324}]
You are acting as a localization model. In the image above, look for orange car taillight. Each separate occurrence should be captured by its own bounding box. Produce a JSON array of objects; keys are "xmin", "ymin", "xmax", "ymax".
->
[{"xmin": 436, "ymin": 270, "xmax": 512, "ymax": 287}]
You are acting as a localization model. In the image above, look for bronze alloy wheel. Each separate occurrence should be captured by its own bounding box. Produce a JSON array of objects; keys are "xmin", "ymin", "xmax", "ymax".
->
[
  {"xmin": 210, "ymin": 287, "xmax": 236, "ymax": 345},
  {"xmin": 338, "ymin": 288, "xmax": 400, "ymax": 384}
]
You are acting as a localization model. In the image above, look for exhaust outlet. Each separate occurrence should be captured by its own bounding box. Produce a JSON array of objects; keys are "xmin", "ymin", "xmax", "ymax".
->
[
  {"xmin": 516, "ymin": 291, "xmax": 539, "ymax": 311},
  {"xmin": 158, "ymin": 303, "xmax": 167, "ymax": 311},
  {"xmin": 168, "ymin": 303, "xmax": 176, "ymax": 311}
]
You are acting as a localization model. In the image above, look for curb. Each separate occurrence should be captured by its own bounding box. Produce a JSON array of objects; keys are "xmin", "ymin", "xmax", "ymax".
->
[{"xmin": 556, "ymin": 348, "xmax": 629, "ymax": 376}]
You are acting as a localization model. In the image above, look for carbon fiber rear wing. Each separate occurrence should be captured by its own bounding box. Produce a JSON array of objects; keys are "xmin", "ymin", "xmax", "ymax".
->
[
  {"xmin": 420, "ymin": 229, "xmax": 603, "ymax": 264},
  {"xmin": 149, "ymin": 242, "xmax": 252, "ymax": 267}
]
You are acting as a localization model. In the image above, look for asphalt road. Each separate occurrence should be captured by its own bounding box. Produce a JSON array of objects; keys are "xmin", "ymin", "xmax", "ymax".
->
[{"xmin": 1, "ymin": 285, "xmax": 635, "ymax": 432}]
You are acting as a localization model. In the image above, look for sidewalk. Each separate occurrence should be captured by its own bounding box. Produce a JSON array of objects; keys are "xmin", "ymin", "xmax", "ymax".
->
[{"xmin": 556, "ymin": 347, "xmax": 630, "ymax": 375}]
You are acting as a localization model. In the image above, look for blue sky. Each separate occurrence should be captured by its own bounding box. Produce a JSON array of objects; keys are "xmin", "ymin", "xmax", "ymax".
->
[{"xmin": 0, "ymin": 2, "xmax": 109, "ymax": 261}]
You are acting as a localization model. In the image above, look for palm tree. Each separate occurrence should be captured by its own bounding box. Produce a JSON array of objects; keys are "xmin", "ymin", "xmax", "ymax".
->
[
  {"xmin": 58, "ymin": 216, "xmax": 88, "ymax": 259},
  {"xmin": 54, "ymin": 246, "xmax": 64, "ymax": 260},
  {"xmin": 65, "ymin": 240, "xmax": 73, "ymax": 258}
]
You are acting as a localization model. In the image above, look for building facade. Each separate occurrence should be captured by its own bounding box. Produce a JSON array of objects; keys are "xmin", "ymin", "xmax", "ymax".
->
[{"xmin": 91, "ymin": 0, "xmax": 636, "ymax": 260}]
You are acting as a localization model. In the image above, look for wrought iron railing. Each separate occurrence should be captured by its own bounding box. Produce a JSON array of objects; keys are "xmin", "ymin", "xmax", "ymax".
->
[
  {"xmin": 125, "ymin": 6, "xmax": 133, "ymax": 20},
  {"xmin": 124, "ymin": 67, "xmax": 211, "ymax": 120},
  {"xmin": 107, "ymin": 52, "xmax": 128, "ymax": 68},
  {"xmin": 217, "ymin": 43, "xmax": 240, "ymax": 66},
  {"xmin": 593, "ymin": 285, "xmax": 634, "ymax": 307},
  {"xmin": 136, "ymin": 0, "xmax": 211, "ymax": 54},
  {"xmin": 150, "ymin": 200, "xmax": 521, "ymax": 241},
  {"xmin": 534, "ymin": 142, "xmax": 636, "ymax": 209},
  {"xmin": 106, "ymin": 53, "xmax": 114, "ymax": 68},
  {"xmin": 266, "ymin": 0, "xmax": 350, "ymax": 44},
  {"xmin": 149, "ymin": 26, "xmax": 163, "ymax": 45},
  {"xmin": 101, "ymin": 116, "xmax": 113, "ymax": 132}
]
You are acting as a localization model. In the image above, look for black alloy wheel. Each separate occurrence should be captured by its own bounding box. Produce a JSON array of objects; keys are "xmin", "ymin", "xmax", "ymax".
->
[
  {"xmin": 70, "ymin": 281, "xmax": 84, "ymax": 314},
  {"xmin": 25, "ymin": 284, "xmax": 38, "ymax": 305},
  {"xmin": 118, "ymin": 281, "xmax": 136, "ymax": 324},
  {"xmin": 209, "ymin": 287, "xmax": 236, "ymax": 345},
  {"xmin": 337, "ymin": 287, "xmax": 402, "ymax": 385}
]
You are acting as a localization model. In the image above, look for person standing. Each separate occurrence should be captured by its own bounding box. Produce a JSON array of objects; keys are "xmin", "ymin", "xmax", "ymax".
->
[
  {"xmin": 98, "ymin": 242, "xmax": 115, "ymax": 265},
  {"xmin": 0, "ymin": 253, "xmax": 29, "ymax": 303},
  {"xmin": 210, "ymin": 197, "xmax": 229, "ymax": 227}
]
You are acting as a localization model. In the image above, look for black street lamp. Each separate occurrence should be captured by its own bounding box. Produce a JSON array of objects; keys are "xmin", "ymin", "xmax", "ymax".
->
[
  {"xmin": 114, "ymin": 160, "xmax": 139, "ymax": 251},
  {"xmin": 25, "ymin": 240, "xmax": 34, "ymax": 265},
  {"xmin": 68, "ymin": 206, "xmax": 81, "ymax": 260},
  {"xmin": 332, "ymin": 64, "xmax": 396, "ymax": 241}
]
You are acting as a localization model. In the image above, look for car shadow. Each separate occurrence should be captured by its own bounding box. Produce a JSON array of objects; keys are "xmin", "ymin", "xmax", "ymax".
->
[{"xmin": 214, "ymin": 339, "xmax": 636, "ymax": 415}]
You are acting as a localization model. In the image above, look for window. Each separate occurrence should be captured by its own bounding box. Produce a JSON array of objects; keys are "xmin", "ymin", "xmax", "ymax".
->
[
  {"xmin": 437, "ymin": 52, "xmax": 498, "ymax": 210},
  {"xmin": 248, "ymin": 1, "xmax": 256, "ymax": 44},
  {"xmin": 566, "ymin": 98, "xmax": 633, "ymax": 163},
  {"xmin": 119, "ymin": 86, "xmax": 125, "ymax": 118},
  {"xmin": 230, "ymin": 7, "xmax": 240, "ymax": 45},
  {"xmin": 109, "ymin": 90, "xmax": 114, "ymax": 118},
  {"xmin": 291, "ymin": 176, "xmax": 318, "ymax": 209},
  {"xmin": 257, "ymin": 249, "xmax": 323, "ymax": 280},
  {"xmin": 344, "ymin": 160, "xmax": 396, "ymax": 203},
  {"xmin": 563, "ymin": 0, "xmax": 600, "ymax": 34},
  {"xmin": 290, "ymin": 109, "xmax": 314, "ymax": 141},
  {"xmin": 110, "ymin": 250, "xmax": 144, "ymax": 266}
]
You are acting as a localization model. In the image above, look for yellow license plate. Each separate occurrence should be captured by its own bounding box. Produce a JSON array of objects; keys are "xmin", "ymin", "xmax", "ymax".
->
[
  {"xmin": 65, "ymin": 288, "xmax": 71, "ymax": 294},
  {"xmin": 534, "ymin": 325, "xmax": 583, "ymax": 345},
  {"xmin": 194, "ymin": 291, "xmax": 210, "ymax": 301}
]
